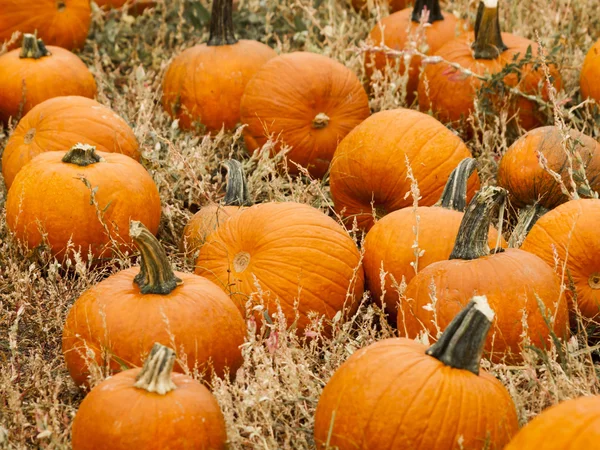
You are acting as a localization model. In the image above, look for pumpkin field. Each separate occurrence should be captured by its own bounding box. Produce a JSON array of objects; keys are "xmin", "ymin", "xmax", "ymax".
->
[{"xmin": 2, "ymin": 0, "xmax": 600, "ymax": 448}]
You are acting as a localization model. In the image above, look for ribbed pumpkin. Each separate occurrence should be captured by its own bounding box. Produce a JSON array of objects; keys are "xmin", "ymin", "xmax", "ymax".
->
[
  {"xmin": 504, "ymin": 396, "xmax": 600, "ymax": 450},
  {"xmin": 363, "ymin": 158, "xmax": 505, "ymax": 323},
  {"xmin": 195, "ymin": 202, "xmax": 365, "ymax": 332},
  {"xmin": 6, "ymin": 144, "xmax": 160, "ymax": 263},
  {"xmin": 329, "ymin": 108, "xmax": 476, "ymax": 231},
  {"xmin": 351, "ymin": 0, "xmax": 411, "ymax": 14},
  {"xmin": 2, "ymin": 96, "xmax": 140, "ymax": 190},
  {"xmin": 0, "ymin": 34, "xmax": 96, "ymax": 124},
  {"xmin": 418, "ymin": 0, "xmax": 562, "ymax": 132},
  {"xmin": 581, "ymin": 38, "xmax": 600, "ymax": 104},
  {"xmin": 0, "ymin": 0, "xmax": 91, "ymax": 51},
  {"xmin": 240, "ymin": 52, "xmax": 371, "ymax": 179},
  {"xmin": 62, "ymin": 222, "xmax": 246, "ymax": 387},
  {"xmin": 162, "ymin": 0, "xmax": 276, "ymax": 132},
  {"xmin": 314, "ymin": 296, "xmax": 519, "ymax": 449},
  {"xmin": 400, "ymin": 186, "xmax": 569, "ymax": 363},
  {"xmin": 71, "ymin": 343, "xmax": 227, "ymax": 450},
  {"xmin": 521, "ymin": 199, "xmax": 600, "ymax": 320}
]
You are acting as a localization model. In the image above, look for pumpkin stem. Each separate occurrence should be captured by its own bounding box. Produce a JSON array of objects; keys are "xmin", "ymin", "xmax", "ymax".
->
[
  {"xmin": 411, "ymin": 0, "xmax": 444, "ymax": 23},
  {"xmin": 130, "ymin": 221, "xmax": 183, "ymax": 295},
  {"xmin": 449, "ymin": 185, "xmax": 507, "ymax": 260},
  {"xmin": 207, "ymin": 0, "xmax": 238, "ymax": 46},
  {"xmin": 471, "ymin": 0, "xmax": 507, "ymax": 59},
  {"xmin": 222, "ymin": 159, "xmax": 252, "ymax": 206},
  {"xmin": 507, "ymin": 203, "xmax": 548, "ymax": 248},
  {"xmin": 62, "ymin": 143, "xmax": 105, "ymax": 166},
  {"xmin": 426, "ymin": 295, "xmax": 494, "ymax": 375},
  {"xmin": 134, "ymin": 343, "xmax": 177, "ymax": 394},
  {"xmin": 19, "ymin": 34, "xmax": 52, "ymax": 60},
  {"xmin": 435, "ymin": 158, "xmax": 477, "ymax": 212},
  {"xmin": 312, "ymin": 113, "xmax": 330, "ymax": 129}
]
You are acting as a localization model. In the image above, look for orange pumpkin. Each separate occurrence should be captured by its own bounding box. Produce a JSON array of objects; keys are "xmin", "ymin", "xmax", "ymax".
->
[
  {"xmin": 0, "ymin": 35, "xmax": 96, "ymax": 124},
  {"xmin": 314, "ymin": 296, "xmax": 519, "ymax": 449},
  {"xmin": 6, "ymin": 144, "xmax": 160, "ymax": 263},
  {"xmin": 71, "ymin": 343, "xmax": 227, "ymax": 450},
  {"xmin": 240, "ymin": 52, "xmax": 371, "ymax": 179},
  {"xmin": 400, "ymin": 186, "xmax": 569, "ymax": 363},
  {"xmin": 0, "ymin": 0, "xmax": 91, "ymax": 51},
  {"xmin": 62, "ymin": 222, "xmax": 247, "ymax": 387},
  {"xmin": 94, "ymin": 0, "xmax": 156, "ymax": 14},
  {"xmin": 162, "ymin": 0, "xmax": 276, "ymax": 132},
  {"xmin": 329, "ymin": 108, "xmax": 477, "ymax": 231},
  {"xmin": 351, "ymin": 0, "xmax": 411, "ymax": 14},
  {"xmin": 195, "ymin": 202, "xmax": 365, "ymax": 332},
  {"xmin": 580, "ymin": 38, "xmax": 600, "ymax": 104},
  {"xmin": 2, "ymin": 96, "xmax": 140, "ymax": 190}
]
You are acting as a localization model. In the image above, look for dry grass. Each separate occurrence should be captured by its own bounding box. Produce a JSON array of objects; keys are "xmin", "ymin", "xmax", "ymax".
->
[{"xmin": 2, "ymin": 0, "xmax": 600, "ymax": 448}]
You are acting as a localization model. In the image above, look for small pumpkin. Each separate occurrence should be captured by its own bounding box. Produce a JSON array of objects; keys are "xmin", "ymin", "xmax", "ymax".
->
[
  {"xmin": 2, "ymin": 96, "xmax": 140, "ymax": 190},
  {"xmin": 0, "ymin": 34, "xmax": 96, "ymax": 124},
  {"xmin": 195, "ymin": 202, "xmax": 365, "ymax": 332},
  {"xmin": 329, "ymin": 108, "xmax": 477, "ymax": 231},
  {"xmin": 240, "ymin": 52, "xmax": 371, "ymax": 179},
  {"xmin": 162, "ymin": 0, "xmax": 276, "ymax": 132},
  {"xmin": 62, "ymin": 221, "xmax": 246, "ymax": 387},
  {"xmin": 71, "ymin": 343, "xmax": 227, "ymax": 450},
  {"xmin": 400, "ymin": 186, "xmax": 569, "ymax": 363},
  {"xmin": 580, "ymin": 38, "xmax": 600, "ymax": 104},
  {"xmin": 314, "ymin": 296, "xmax": 519, "ymax": 449},
  {"xmin": 6, "ymin": 144, "xmax": 160, "ymax": 263}
]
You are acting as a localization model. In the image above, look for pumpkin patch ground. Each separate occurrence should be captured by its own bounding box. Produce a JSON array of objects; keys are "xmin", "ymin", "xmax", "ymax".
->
[{"xmin": 2, "ymin": 1, "xmax": 600, "ymax": 449}]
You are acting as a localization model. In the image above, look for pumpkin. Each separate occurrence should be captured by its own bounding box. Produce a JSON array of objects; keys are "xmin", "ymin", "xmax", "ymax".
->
[
  {"xmin": 195, "ymin": 202, "xmax": 365, "ymax": 332},
  {"xmin": 504, "ymin": 396, "xmax": 600, "ymax": 450},
  {"xmin": 2, "ymin": 96, "xmax": 140, "ymax": 190},
  {"xmin": 363, "ymin": 158, "xmax": 506, "ymax": 323},
  {"xmin": 71, "ymin": 343, "xmax": 227, "ymax": 450},
  {"xmin": 6, "ymin": 144, "xmax": 160, "ymax": 263},
  {"xmin": 94, "ymin": 0, "xmax": 156, "ymax": 14},
  {"xmin": 580, "ymin": 38, "xmax": 600, "ymax": 104},
  {"xmin": 239, "ymin": 51, "xmax": 371, "ymax": 179},
  {"xmin": 0, "ymin": 0, "xmax": 91, "ymax": 51},
  {"xmin": 0, "ymin": 34, "xmax": 96, "ymax": 124},
  {"xmin": 418, "ymin": 0, "xmax": 562, "ymax": 132},
  {"xmin": 314, "ymin": 296, "xmax": 519, "ymax": 449},
  {"xmin": 62, "ymin": 221, "xmax": 247, "ymax": 387},
  {"xmin": 351, "ymin": 0, "xmax": 411, "ymax": 14},
  {"xmin": 329, "ymin": 108, "xmax": 477, "ymax": 231},
  {"xmin": 521, "ymin": 199, "xmax": 600, "ymax": 320},
  {"xmin": 400, "ymin": 186, "xmax": 569, "ymax": 363},
  {"xmin": 162, "ymin": 0, "xmax": 276, "ymax": 132}
]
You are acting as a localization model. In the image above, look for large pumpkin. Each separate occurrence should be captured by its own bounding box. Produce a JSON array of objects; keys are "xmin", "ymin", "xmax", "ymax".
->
[
  {"xmin": 329, "ymin": 108, "xmax": 477, "ymax": 231},
  {"xmin": 62, "ymin": 222, "xmax": 246, "ymax": 387},
  {"xmin": 314, "ymin": 296, "xmax": 519, "ymax": 449},
  {"xmin": 2, "ymin": 96, "xmax": 140, "ymax": 189},
  {"xmin": 240, "ymin": 52, "xmax": 371, "ymax": 179},
  {"xmin": 195, "ymin": 202, "xmax": 365, "ymax": 332},
  {"xmin": 581, "ymin": 38, "xmax": 600, "ymax": 104},
  {"xmin": 71, "ymin": 343, "xmax": 227, "ymax": 450},
  {"xmin": 0, "ymin": 34, "xmax": 96, "ymax": 124},
  {"xmin": 6, "ymin": 144, "xmax": 160, "ymax": 263},
  {"xmin": 162, "ymin": 0, "xmax": 276, "ymax": 132}
]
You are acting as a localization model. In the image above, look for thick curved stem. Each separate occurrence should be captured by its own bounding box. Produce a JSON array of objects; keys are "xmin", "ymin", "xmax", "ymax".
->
[
  {"xmin": 19, "ymin": 34, "xmax": 52, "ymax": 59},
  {"xmin": 508, "ymin": 203, "xmax": 548, "ymax": 248},
  {"xmin": 411, "ymin": 0, "xmax": 444, "ymax": 23},
  {"xmin": 471, "ymin": 0, "xmax": 507, "ymax": 59},
  {"xmin": 222, "ymin": 160, "xmax": 252, "ymax": 206},
  {"xmin": 134, "ymin": 343, "xmax": 177, "ymax": 394},
  {"xmin": 130, "ymin": 221, "xmax": 183, "ymax": 295},
  {"xmin": 435, "ymin": 157, "xmax": 477, "ymax": 212},
  {"xmin": 312, "ymin": 113, "xmax": 330, "ymax": 129},
  {"xmin": 426, "ymin": 295, "xmax": 494, "ymax": 375},
  {"xmin": 207, "ymin": 0, "xmax": 238, "ymax": 46},
  {"xmin": 62, "ymin": 144, "xmax": 104, "ymax": 166}
]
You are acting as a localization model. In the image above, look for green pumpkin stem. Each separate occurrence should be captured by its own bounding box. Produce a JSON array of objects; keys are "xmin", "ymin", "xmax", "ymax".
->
[
  {"xmin": 426, "ymin": 295, "xmax": 494, "ymax": 375},
  {"xmin": 19, "ymin": 34, "xmax": 52, "ymax": 59},
  {"xmin": 411, "ymin": 0, "xmax": 444, "ymax": 23},
  {"xmin": 62, "ymin": 144, "xmax": 104, "ymax": 166},
  {"xmin": 449, "ymin": 186, "xmax": 507, "ymax": 260},
  {"xmin": 471, "ymin": 0, "xmax": 507, "ymax": 59},
  {"xmin": 130, "ymin": 221, "xmax": 183, "ymax": 295},
  {"xmin": 508, "ymin": 203, "xmax": 548, "ymax": 248},
  {"xmin": 134, "ymin": 343, "xmax": 177, "ymax": 394},
  {"xmin": 207, "ymin": 0, "xmax": 238, "ymax": 46},
  {"xmin": 435, "ymin": 158, "xmax": 477, "ymax": 212},
  {"xmin": 222, "ymin": 159, "xmax": 252, "ymax": 206}
]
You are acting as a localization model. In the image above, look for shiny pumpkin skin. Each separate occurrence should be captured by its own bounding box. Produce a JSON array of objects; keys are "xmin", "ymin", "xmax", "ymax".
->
[
  {"xmin": 521, "ymin": 199, "xmax": 600, "ymax": 320},
  {"xmin": 195, "ymin": 202, "xmax": 365, "ymax": 332},
  {"xmin": 2, "ymin": 96, "xmax": 140, "ymax": 189},
  {"xmin": 0, "ymin": 46, "xmax": 96, "ymax": 124},
  {"xmin": 71, "ymin": 366, "xmax": 227, "ymax": 450},
  {"xmin": 497, "ymin": 126, "xmax": 600, "ymax": 210},
  {"xmin": 0, "ymin": 0, "xmax": 91, "ymax": 51},
  {"xmin": 400, "ymin": 249, "xmax": 569, "ymax": 362},
  {"xmin": 162, "ymin": 40, "xmax": 276, "ymax": 132},
  {"xmin": 504, "ymin": 396, "xmax": 600, "ymax": 450},
  {"xmin": 181, "ymin": 204, "xmax": 243, "ymax": 256},
  {"xmin": 314, "ymin": 338, "xmax": 519, "ymax": 450},
  {"xmin": 418, "ymin": 33, "xmax": 562, "ymax": 131},
  {"xmin": 5, "ymin": 150, "xmax": 160, "ymax": 262},
  {"xmin": 240, "ymin": 52, "xmax": 371, "ymax": 179},
  {"xmin": 581, "ymin": 39, "xmax": 600, "ymax": 104},
  {"xmin": 329, "ymin": 108, "xmax": 477, "ymax": 231}
]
